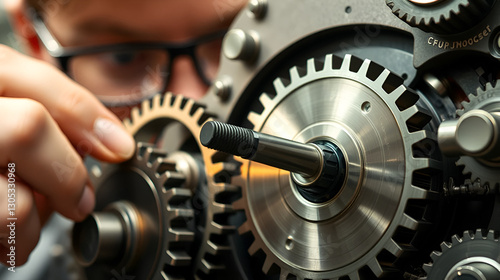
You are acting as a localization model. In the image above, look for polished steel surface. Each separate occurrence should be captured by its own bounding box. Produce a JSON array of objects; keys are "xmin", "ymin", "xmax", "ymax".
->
[
  {"xmin": 424, "ymin": 230, "xmax": 500, "ymax": 280},
  {"xmin": 200, "ymin": 120, "xmax": 324, "ymax": 177},
  {"xmin": 233, "ymin": 54, "xmax": 435, "ymax": 279},
  {"xmin": 247, "ymin": 76, "xmax": 405, "ymax": 271},
  {"xmin": 252, "ymin": 132, "xmax": 324, "ymax": 178},
  {"xmin": 73, "ymin": 201, "xmax": 142, "ymax": 267},
  {"xmin": 455, "ymin": 83, "xmax": 500, "ymax": 189},
  {"xmin": 284, "ymin": 122, "xmax": 362, "ymax": 222},
  {"xmin": 408, "ymin": 0, "xmax": 444, "ymax": 5}
]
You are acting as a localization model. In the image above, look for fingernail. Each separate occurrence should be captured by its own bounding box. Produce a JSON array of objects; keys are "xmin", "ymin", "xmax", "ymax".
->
[
  {"xmin": 78, "ymin": 185, "xmax": 95, "ymax": 217},
  {"xmin": 94, "ymin": 117, "xmax": 135, "ymax": 158}
]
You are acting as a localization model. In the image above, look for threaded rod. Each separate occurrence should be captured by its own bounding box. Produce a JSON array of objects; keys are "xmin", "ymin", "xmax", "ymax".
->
[{"xmin": 201, "ymin": 121, "xmax": 323, "ymax": 177}]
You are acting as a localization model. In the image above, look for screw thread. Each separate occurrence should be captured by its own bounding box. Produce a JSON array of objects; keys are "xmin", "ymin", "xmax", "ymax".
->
[{"xmin": 201, "ymin": 121, "xmax": 257, "ymax": 158}]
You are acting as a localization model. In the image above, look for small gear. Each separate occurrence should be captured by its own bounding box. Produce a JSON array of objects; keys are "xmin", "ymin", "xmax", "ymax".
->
[
  {"xmin": 78, "ymin": 141, "xmax": 194, "ymax": 280},
  {"xmin": 456, "ymin": 81, "xmax": 500, "ymax": 189},
  {"xmin": 79, "ymin": 93, "xmax": 238, "ymax": 279},
  {"xmin": 386, "ymin": 0, "xmax": 494, "ymax": 34},
  {"xmin": 422, "ymin": 229, "xmax": 500, "ymax": 279},
  {"xmin": 124, "ymin": 93, "xmax": 239, "ymax": 279},
  {"xmin": 227, "ymin": 54, "xmax": 440, "ymax": 279}
]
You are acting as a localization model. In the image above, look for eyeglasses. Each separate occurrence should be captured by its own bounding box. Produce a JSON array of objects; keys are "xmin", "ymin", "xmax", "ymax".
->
[{"xmin": 30, "ymin": 11, "xmax": 226, "ymax": 107}]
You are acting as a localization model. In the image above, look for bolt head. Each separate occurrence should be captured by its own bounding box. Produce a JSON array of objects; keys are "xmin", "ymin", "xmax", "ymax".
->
[
  {"xmin": 222, "ymin": 29, "xmax": 259, "ymax": 61},
  {"xmin": 247, "ymin": 0, "xmax": 267, "ymax": 19}
]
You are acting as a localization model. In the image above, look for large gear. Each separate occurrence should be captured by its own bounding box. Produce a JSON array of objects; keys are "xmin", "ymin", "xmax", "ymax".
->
[
  {"xmin": 385, "ymin": 0, "xmax": 494, "ymax": 34},
  {"xmin": 75, "ymin": 141, "xmax": 194, "ymax": 280},
  {"xmin": 456, "ymin": 81, "xmax": 500, "ymax": 190},
  {"xmin": 422, "ymin": 229, "xmax": 500, "ymax": 279},
  {"xmin": 227, "ymin": 53, "xmax": 441, "ymax": 279}
]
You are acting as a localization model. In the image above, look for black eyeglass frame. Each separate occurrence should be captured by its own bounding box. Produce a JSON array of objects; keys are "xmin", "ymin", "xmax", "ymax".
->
[{"xmin": 29, "ymin": 10, "xmax": 227, "ymax": 104}]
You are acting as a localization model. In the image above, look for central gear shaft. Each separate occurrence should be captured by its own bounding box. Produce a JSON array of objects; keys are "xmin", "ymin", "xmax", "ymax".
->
[{"xmin": 200, "ymin": 121, "xmax": 347, "ymax": 203}]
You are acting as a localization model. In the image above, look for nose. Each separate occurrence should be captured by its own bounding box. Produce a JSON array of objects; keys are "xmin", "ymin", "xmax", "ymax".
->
[{"xmin": 166, "ymin": 55, "xmax": 210, "ymax": 100}]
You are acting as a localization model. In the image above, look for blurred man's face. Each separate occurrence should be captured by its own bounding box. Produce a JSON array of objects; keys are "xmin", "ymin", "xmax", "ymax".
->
[{"xmin": 31, "ymin": 0, "xmax": 245, "ymax": 104}]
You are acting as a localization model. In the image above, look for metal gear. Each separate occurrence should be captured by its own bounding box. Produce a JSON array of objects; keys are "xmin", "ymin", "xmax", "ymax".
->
[
  {"xmin": 123, "ymin": 93, "xmax": 240, "ymax": 279},
  {"xmin": 74, "ymin": 141, "xmax": 194, "ymax": 280},
  {"xmin": 77, "ymin": 93, "xmax": 237, "ymax": 279},
  {"xmin": 385, "ymin": 0, "xmax": 494, "ymax": 34},
  {"xmin": 422, "ymin": 229, "xmax": 500, "ymax": 280},
  {"xmin": 456, "ymin": 81, "xmax": 500, "ymax": 189},
  {"xmin": 227, "ymin": 53, "xmax": 440, "ymax": 279}
]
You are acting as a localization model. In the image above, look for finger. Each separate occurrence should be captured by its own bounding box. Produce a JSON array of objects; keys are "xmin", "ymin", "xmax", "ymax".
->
[
  {"xmin": 0, "ymin": 45, "xmax": 134, "ymax": 162},
  {"xmin": 0, "ymin": 98, "xmax": 94, "ymax": 221},
  {"xmin": 0, "ymin": 176, "xmax": 41, "ymax": 266}
]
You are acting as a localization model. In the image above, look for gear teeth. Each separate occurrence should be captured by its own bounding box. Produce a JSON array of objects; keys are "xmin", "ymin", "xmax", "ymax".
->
[
  {"xmin": 422, "ymin": 228, "xmax": 500, "ymax": 277},
  {"xmin": 487, "ymin": 229, "xmax": 496, "ymax": 240},
  {"xmin": 233, "ymin": 197, "xmax": 246, "ymax": 211},
  {"xmin": 212, "ymin": 200, "xmax": 234, "ymax": 214},
  {"xmin": 307, "ymin": 57, "xmax": 319, "ymax": 73},
  {"xmin": 367, "ymin": 259, "xmax": 384, "ymax": 277},
  {"xmin": 209, "ymin": 222, "xmax": 235, "ymax": 235},
  {"xmin": 130, "ymin": 107, "xmax": 142, "ymax": 125},
  {"xmin": 259, "ymin": 92, "xmax": 274, "ymax": 108},
  {"xmin": 412, "ymin": 158, "xmax": 442, "ymax": 172},
  {"xmin": 248, "ymin": 111, "xmax": 261, "ymax": 127},
  {"xmin": 454, "ymin": 80, "xmax": 500, "ymax": 188},
  {"xmin": 262, "ymin": 256, "xmax": 274, "ymax": 274},
  {"xmin": 248, "ymin": 241, "xmax": 260, "ymax": 255},
  {"xmin": 166, "ymin": 251, "xmax": 191, "ymax": 266},
  {"xmin": 164, "ymin": 188, "xmax": 192, "ymax": 203},
  {"xmin": 409, "ymin": 185, "xmax": 430, "ymax": 200},
  {"xmin": 340, "ymin": 54, "xmax": 352, "ymax": 72},
  {"xmin": 400, "ymin": 105, "xmax": 420, "ymax": 121},
  {"xmin": 390, "ymin": 84, "xmax": 407, "ymax": 99},
  {"xmin": 117, "ymin": 92, "xmax": 219, "ymax": 279},
  {"xmin": 463, "ymin": 230, "xmax": 474, "ymax": 241},
  {"xmin": 476, "ymin": 229, "xmax": 484, "ymax": 239},
  {"xmin": 401, "ymin": 213, "xmax": 420, "ymax": 230},
  {"xmin": 183, "ymin": 98, "xmax": 196, "ymax": 114},
  {"xmin": 199, "ymin": 258, "xmax": 224, "ymax": 274},
  {"xmin": 161, "ymin": 172, "xmax": 186, "ymax": 187},
  {"xmin": 290, "ymin": 66, "xmax": 301, "ymax": 82},
  {"xmin": 169, "ymin": 228, "xmax": 195, "ymax": 242},
  {"xmin": 230, "ymin": 53, "xmax": 439, "ymax": 279},
  {"xmin": 358, "ymin": 59, "xmax": 372, "ymax": 77},
  {"xmin": 375, "ymin": 68, "xmax": 392, "ymax": 85},
  {"xmin": 152, "ymin": 159, "xmax": 173, "ymax": 175},
  {"xmin": 451, "ymin": 234, "xmax": 462, "ymax": 245},
  {"xmin": 440, "ymin": 241, "xmax": 452, "ymax": 252},
  {"xmin": 348, "ymin": 271, "xmax": 361, "ymax": 280},
  {"xmin": 193, "ymin": 107, "xmax": 207, "ymax": 125},
  {"xmin": 385, "ymin": 239, "xmax": 404, "ymax": 258},
  {"xmin": 206, "ymin": 239, "xmax": 231, "ymax": 254},
  {"xmin": 279, "ymin": 272, "xmax": 290, "ymax": 280},
  {"xmin": 386, "ymin": 0, "xmax": 493, "ymax": 34},
  {"xmin": 274, "ymin": 77, "xmax": 287, "ymax": 94},
  {"xmin": 152, "ymin": 92, "xmax": 163, "ymax": 108},
  {"xmin": 423, "ymin": 262, "xmax": 433, "ymax": 274},
  {"xmin": 238, "ymin": 220, "xmax": 252, "ymax": 235},
  {"xmin": 172, "ymin": 94, "xmax": 185, "ymax": 110},
  {"xmin": 430, "ymin": 250, "xmax": 441, "ymax": 262},
  {"xmin": 142, "ymin": 147, "xmax": 164, "ymax": 165}
]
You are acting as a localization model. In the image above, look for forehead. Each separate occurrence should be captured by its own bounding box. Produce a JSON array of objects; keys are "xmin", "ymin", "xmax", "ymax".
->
[{"xmin": 41, "ymin": 0, "xmax": 245, "ymax": 45}]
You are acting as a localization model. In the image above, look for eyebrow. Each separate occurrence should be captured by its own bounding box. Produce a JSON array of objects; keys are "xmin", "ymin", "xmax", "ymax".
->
[{"xmin": 70, "ymin": 19, "xmax": 151, "ymax": 44}]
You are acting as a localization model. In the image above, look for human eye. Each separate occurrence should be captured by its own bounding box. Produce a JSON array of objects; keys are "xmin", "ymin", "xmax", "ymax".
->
[{"xmin": 100, "ymin": 51, "xmax": 145, "ymax": 68}]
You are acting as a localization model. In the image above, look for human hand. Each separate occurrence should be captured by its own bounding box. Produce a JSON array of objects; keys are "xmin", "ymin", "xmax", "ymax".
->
[{"xmin": 0, "ymin": 45, "xmax": 135, "ymax": 266}]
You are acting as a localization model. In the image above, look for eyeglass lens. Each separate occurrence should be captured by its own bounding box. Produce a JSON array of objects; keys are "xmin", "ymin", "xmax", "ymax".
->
[{"xmin": 67, "ymin": 38, "xmax": 223, "ymax": 106}]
